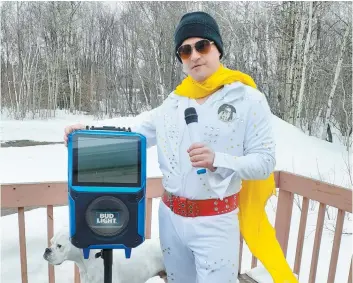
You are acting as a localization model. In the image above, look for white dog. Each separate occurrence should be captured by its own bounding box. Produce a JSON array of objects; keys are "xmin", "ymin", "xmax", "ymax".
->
[{"xmin": 43, "ymin": 227, "xmax": 167, "ymax": 283}]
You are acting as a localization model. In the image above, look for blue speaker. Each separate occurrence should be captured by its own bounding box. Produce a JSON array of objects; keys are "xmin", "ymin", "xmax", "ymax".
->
[{"xmin": 67, "ymin": 126, "xmax": 147, "ymax": 260}]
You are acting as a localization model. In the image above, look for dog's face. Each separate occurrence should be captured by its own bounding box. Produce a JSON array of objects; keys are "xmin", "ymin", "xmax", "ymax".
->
[{"xmin": 43, "ymin": 228, "xmax": 82, "ymax": 265}]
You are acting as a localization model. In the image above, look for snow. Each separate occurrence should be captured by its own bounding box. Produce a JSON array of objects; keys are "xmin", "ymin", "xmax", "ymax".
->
[{"xmin": 1, "ymin": 109, "xmax": 352, "ymax": 283}]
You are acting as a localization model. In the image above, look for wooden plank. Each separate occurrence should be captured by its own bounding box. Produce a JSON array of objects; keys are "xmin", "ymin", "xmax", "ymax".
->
[
  {"xmin": 275, "ymin": 190, "xmax": 294, "ymax": 256},
  {"xmin": 274, "ymin": 170, "xmax": 280, "ymax": 188},
  {"xmin": 309, "ymin": 203, "xmax": 326, "ymax": 283},
  {"xmin": 3, "ymin": 172, "xmax": 350, "ymax": 211},
  {"xmin": 239, "ymin": 234, "xmax": 243, "ymax": 273},
  {"xmin": 146, "ymin": 178, "xmax": 165, "ymax": 198},
  {"xmin": 47, "ymin": 205, "xmax": 55, "ymax": 283},
  {"xmin": 238, "ymin": 274, "xmax": 258, "ymax": 282},
  {"xmin": 145, "ymin": 198, "xmax": 153, "ymax": 239},
  {"xmin": 18, "ymin": 207, "xmax": 28, "ymax": 283},
  {"xmin": 1, "ymin": 178, "xmax": 165, "ymax": 208},
  {"xmin": 2, "ymin": 182, "xmax": 68, "ymax": 208},
  {"xmin": 251, "ymin": 256, "xmax": 257, "ymax": 268},
  {"xmin": 294, "ymin": 196, "xmax": 309, "ymax": 276},
  {"xmin": 327, "ymin": 209, "xmax": 345, "ymax": 283},
  {"xmin": 279, "ymin": 171, "xmax": 352, "ymax": 212},
  {"xmin": 74, "ymin": 265, "xmax": 80, "ymax": 283},
  {"xmin": 348, "ymin": 257, "xmax": 352, "ymax": 283}
]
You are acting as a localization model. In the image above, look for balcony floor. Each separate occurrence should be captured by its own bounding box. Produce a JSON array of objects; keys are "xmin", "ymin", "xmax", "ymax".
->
[{"xmin": 238, "ymin": 274, "xmax": 257, "ymax": 282}]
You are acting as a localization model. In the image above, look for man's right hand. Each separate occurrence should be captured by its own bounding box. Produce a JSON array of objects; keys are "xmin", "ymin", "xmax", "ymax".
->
[{"xmin": 63, "ymin": 123, "xmax": 85, "ymax": 147}]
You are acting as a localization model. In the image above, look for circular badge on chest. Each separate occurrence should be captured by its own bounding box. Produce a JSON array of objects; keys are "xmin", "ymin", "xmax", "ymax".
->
[{"xmin": 218, "ymin": 104, "xmax": 236, "ymax": 122}]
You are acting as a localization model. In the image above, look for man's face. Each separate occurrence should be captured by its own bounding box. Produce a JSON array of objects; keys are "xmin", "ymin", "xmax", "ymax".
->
[{"xmin": 180, "ymin": 37, "xmax": 221, "ymax": 82}]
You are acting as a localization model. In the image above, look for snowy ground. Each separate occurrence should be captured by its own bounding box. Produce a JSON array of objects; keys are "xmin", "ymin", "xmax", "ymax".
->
[{"xmin": 1, "ymin": 109, "xmax": 352, "ymax": 283}]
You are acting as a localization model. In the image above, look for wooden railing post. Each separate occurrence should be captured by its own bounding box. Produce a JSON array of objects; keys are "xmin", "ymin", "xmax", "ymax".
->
[
  {"xmin": 18, "ymin": 207, "xmax": 28, "ymax": 283},
  {"xmin": 74, "ymin": 265, "xmax": 80, "ymax": 283},
  {"xmin": 327, "ymin": 209, "xmax": 345, "ymax": 283},
  {"xmin": 348, "ymin": 257, "xmax": 352, "ymax": 283},
  {"xmin": 274, "ymin": 189, "xmax": 294, "ymax": 256},
  {"xmin": 308, "ymin": 203, "xmax": 326, "ymax": 283},
  {"xmin": 293, "ymin": 197, "xmax": 309, "ymax": 277},
  {"xmin": 47, "ymin": 205, "xmax": 55, "ymax": 283},
  {"xmin": 145, "ymin": 198, "xmax": 153, "ymax": 239}
]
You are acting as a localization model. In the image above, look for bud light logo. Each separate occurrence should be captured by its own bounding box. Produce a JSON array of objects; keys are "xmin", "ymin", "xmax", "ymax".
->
[{"xmin": 95, "ymin": 212, "xmax": 119, "ymax": 226}]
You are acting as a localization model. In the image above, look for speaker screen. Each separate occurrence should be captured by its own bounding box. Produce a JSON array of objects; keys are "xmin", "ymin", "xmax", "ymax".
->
[{"xmin": 72, "ymin": 135, "xmax": 141, "ymax": 187}]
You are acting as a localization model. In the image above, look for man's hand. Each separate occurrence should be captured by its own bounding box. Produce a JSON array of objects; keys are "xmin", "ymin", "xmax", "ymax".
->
[
  {"xmin": 187, "ymin": 142, "xmax": 216, "ymax": 172},
  {"xmin": 63, "ymin": 123, "xmax": 85, "ymax": 147}
]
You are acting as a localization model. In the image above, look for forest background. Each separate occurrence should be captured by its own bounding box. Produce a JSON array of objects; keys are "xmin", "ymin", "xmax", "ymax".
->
[{"xmin": 1, "ymin": 1, "xmax": 352, "ymax": 147}]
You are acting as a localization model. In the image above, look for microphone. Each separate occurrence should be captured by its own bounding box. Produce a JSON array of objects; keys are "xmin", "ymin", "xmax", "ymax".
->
[{"xmin": 184, "ymin": 107, "xmax": 206, "ymax": 175}]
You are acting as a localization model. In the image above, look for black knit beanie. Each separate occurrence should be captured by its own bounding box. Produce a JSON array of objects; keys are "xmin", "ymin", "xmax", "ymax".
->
[{"xmin": 174, "ymin": 11, "xmax": 224, "ymax": 63}]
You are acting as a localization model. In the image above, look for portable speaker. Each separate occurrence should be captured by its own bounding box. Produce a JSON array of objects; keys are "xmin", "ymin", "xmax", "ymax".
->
[{"xmin": 67, "ymin": 126, "xmax": 147, "ymax": 259}]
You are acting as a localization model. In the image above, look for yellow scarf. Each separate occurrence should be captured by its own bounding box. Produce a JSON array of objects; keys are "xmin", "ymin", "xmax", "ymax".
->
[
  {"xmin": 175, "ymin": 64, "xmax": 257, "ymax": 98},
  {"xmin": 174, "ymin": 64, "xmax": 299, "ymax": 283}
]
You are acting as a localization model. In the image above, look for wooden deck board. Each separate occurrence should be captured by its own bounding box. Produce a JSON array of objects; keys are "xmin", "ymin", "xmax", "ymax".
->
[{"xmin": 238, "ymin": 274, "xmax": 258, "ymax": 283}]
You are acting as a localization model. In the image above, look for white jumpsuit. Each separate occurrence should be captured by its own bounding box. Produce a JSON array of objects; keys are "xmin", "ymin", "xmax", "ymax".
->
[{"xmin": 109, "ymin": 82, "xmax": 276, "ymax": 282}]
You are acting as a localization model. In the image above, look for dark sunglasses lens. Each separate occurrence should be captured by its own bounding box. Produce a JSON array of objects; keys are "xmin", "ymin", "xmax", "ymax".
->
[
  {"xmin": 178, "ymin": 45, "xmax": 192, "ymax": 59},
  {"xmin": 195, "ymin": 40, "xmax": 211, "ymax": 54}
]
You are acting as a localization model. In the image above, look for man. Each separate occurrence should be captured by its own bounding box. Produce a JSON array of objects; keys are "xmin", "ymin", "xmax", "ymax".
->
[{"xmin": 64, "ymin": 11, "xmax": 298, "ymax": 283}]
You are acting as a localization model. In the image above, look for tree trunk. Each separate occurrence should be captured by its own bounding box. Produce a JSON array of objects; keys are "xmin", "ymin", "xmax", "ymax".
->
[
  {"xmin": 296, "ymin": 1, "xmax": 313, "ymax": 122},
  {"xmin": 321, "ymin": 24, "xmax": 350, "ymax": 140}
]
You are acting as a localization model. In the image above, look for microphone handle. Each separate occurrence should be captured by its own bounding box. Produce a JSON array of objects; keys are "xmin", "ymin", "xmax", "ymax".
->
[{"xmin": 187, "ymin": 123, "xmax": 206, "ymax": 175}]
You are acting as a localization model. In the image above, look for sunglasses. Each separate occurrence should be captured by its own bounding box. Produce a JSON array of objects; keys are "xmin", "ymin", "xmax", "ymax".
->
[{"xmin": 177, "ymin": 39, "xmax": 214, "ymax": 60}]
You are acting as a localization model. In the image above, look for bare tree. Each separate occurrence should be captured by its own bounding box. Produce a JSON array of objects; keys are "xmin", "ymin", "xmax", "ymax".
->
[
  {"xmin": 321, "ymin": 24, "xmax": 351, "ymax": 140},
  {"xmin": 1, "ymin": 1, "xmax": 351, "ymax": 147}
]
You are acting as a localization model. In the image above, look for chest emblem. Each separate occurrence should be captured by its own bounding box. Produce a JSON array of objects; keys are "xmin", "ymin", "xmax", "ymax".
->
[{"xmin": 218, "ymin": 104, "xmax": 236, "ymax": 122}]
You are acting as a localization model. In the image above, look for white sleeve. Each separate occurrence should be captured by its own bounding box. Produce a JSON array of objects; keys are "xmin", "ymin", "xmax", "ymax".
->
[
  {"xmin": 130, "ymin": 108, "xmax": 158, "ymax": 148},
  {"xmin": 212, "ymin": 94, "xmax": 276, "ymax": 180},
  {"xmin": 95, "ymin": 108, "xmax": 158, "ymax": 149}
]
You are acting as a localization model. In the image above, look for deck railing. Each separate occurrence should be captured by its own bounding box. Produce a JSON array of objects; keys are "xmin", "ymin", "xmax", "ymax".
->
[{"xmin": 1, "ymin": 171, "xmax": 352, "ymax": 283}]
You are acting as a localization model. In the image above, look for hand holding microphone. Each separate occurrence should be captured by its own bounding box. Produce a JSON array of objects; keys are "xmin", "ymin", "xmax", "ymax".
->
[{"xmin": 184, "ymin": 107, "xmax": 216, "ymax": 174}]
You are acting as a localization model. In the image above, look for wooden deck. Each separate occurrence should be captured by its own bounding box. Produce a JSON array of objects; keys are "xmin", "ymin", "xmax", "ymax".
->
[
  {"xmin": 238, "ymin": 274, "xmax": 257, "ymax": 282},
  {"xmin": 1, "ymin": 170, "xmax": 352, "ymax": 283}
]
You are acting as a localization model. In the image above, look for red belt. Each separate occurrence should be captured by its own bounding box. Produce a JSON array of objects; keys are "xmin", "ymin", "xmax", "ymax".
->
[{"xmin": 162, "ymin": 191, "xmax": 239, "ymax": 217}]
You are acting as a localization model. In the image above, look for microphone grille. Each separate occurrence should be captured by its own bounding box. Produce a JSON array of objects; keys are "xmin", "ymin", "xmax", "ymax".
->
[{"xmin": 184, "ymin": 107, "xmax": 198, "ymax": 124}]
